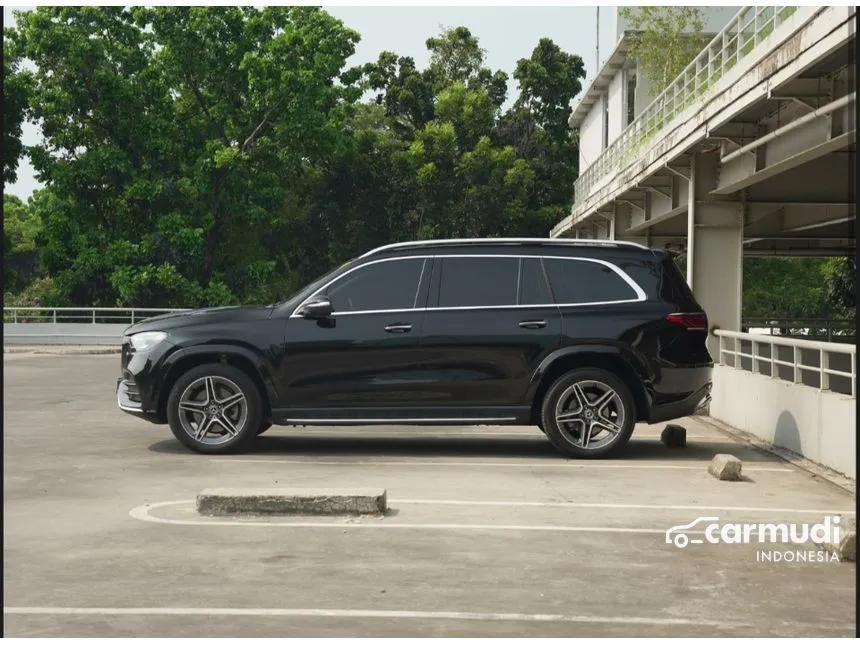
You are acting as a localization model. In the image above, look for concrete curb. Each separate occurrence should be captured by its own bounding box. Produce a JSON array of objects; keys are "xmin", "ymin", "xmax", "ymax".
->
[
  {"xmin": 697, "ymin": 416, "xmax": 856, "ymax": 495},
  {"xmin": 3, "ymin": 345, "xmax": 121, "ymax": 355},
  {"xmin": 196, "ymin": 488, "xmax": 388, "ymax": 516}
]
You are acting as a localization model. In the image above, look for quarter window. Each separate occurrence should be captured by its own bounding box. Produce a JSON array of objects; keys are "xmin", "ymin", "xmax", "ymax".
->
[
  {"xmin": 543, "ymin": 258, "xmax": 638, "ymax": 304},
  {"xmin": 325, "ymin": 258, "xmax": 425, "ymax": 313},
  {"xmin": 437, "ymin": 257, "xmax": 519, "ymax": 308}
]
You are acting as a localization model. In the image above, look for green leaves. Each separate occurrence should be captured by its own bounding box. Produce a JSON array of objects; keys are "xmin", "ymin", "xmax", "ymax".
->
[{"xmin": 9, "ymin": 17, "xmax": 592, "ymax": 307}]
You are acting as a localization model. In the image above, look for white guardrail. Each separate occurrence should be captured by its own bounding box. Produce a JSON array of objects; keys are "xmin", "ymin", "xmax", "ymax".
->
[
  {"xmin": 713, "ymin": 329, "xmax": 856, "ymax": 398},
  {"xmin": 574, "ymin": 5, "xmax": 801, "ymax": 203},
  {"xmin": 3, "ymin": 307, "xmax": 190, "ymax": 325}
]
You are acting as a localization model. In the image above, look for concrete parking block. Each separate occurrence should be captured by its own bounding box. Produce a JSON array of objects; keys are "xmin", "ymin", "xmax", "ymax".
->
[
  {"xmin": 196, "ymin": 488, "xmax": 387, "ymax": 516},
  {"xmin": 708, "ymin": 454, "xmax": 743, "ymax": 481},
  {"xmin": 660, "ymin": 424, "xmax": 687, "ymax": 448}
]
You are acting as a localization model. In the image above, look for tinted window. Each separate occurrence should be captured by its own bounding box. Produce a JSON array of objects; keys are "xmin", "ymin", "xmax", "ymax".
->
[
  {"xmin": 544, "ymin": 258, "xmax": 638, "ymax": 304},
  {"xmin": 519, "ymin": 258, "xmax": 552, "ymax": 305},
  {"xmin": 438, "ymin": 257, "xmax": 519, "ymax": 307},
  {"xmin": 326, "ymin": 258, "xmax": 425, "ymax": 312}
]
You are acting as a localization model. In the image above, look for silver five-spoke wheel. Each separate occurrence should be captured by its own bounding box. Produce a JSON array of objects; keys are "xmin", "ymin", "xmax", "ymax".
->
[
  {"xmin": 554, "ymin": 380, "xmax": 624, "ymax": 451},
  {"xmin": 166, "ymin": 363, "xmax": 263, "ymax": 454},
  {"xmin": 541, "ymin": 368, "xmax": 635, "ymax": 459}
]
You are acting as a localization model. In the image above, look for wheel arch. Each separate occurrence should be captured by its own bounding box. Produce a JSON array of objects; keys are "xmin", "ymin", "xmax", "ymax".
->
[
  {"xmin": 157, "ymin": 345, "xmax": 276, "ymax": 423},
  {"xmin": 528, "ymin": 346, "xmax": 651, "ymax": 425}
]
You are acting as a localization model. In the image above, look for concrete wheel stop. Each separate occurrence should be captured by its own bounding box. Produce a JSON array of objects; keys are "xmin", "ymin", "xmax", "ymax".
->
[
  {"xmin": 660, "ymin": 424, "xmax": 687, "ymax": 448},
  {"xmin": 708, "ymin": 454, "xmax": 743, "ymax": 481},
  {"xmin": 196, "ymin": 488, "xmax": 388, "ymax": 516}
]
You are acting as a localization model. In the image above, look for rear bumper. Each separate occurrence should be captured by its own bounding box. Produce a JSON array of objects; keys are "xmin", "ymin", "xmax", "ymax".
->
[{"xmin": 647, "ymin": 382, "xmax": 712, "ymax": 424}]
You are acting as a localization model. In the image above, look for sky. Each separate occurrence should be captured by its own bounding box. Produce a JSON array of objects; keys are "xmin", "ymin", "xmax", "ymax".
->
[{"xmin": 3, "ymin": 5, "xmax": 617, "ymax": 199}]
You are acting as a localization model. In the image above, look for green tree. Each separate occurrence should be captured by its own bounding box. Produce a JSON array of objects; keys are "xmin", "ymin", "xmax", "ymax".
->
[
  {"xmin": 3, "ymin": 30, "xmax": 32, "ymax": 185},
  {"xmin": 618, "ymin": 6, "xmax": 706, "ymax": 94},
  {"xmin": 822, "ymin": 257, "xmax": 856, "ymax": 323},
  {"xmin": 3, "ymin": 194, "xmax": 42, "ymax": 292},
  {"xmin": 15, "ymin": 6, "xmax": 361, "ymax": 307}
]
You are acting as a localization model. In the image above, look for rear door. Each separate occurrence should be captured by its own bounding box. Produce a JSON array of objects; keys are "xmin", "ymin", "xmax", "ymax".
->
[{"xmin": 417, "ymin": 254, "xmax": 562, "ymax": 419}]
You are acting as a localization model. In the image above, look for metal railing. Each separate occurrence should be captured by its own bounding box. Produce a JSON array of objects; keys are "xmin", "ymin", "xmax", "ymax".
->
[
  {"xmin": 574, "ymin": 5, "xmax": 802, "ymax": 205},
  {"xmin": 3, "ymin": 307, "xmax": 190, "ymax": 325},
  {"xmin": 714, "ymin": 329, "xmax": 856, "ymax": 397},
  {"xmin": 742, "ymin": 318, "xmax": 855, "ymax": 341}
]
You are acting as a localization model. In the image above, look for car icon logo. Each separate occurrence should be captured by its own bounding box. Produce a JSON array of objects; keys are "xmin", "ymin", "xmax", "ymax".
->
[{"xmin": 665, "ymin": 516, "xmax": 720, "ymax": 548}]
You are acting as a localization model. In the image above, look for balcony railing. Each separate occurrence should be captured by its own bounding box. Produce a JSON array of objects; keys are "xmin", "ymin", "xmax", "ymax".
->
[
  {"xmin": 714, "ymin": 329, "xmax": 856, "ymax": 397},
  {"xmin": 574, "ymin": 6, "xmax": 801, "ymax": 208}
]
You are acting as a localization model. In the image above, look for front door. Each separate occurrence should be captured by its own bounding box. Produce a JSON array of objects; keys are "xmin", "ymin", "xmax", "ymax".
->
[
  {"xmin": 417, "ymin": 254, "xmax": 562, "ymax": 421},
  {"xmin": 276, "ymin": 256, "xmax": 431, "ymax": 420}
]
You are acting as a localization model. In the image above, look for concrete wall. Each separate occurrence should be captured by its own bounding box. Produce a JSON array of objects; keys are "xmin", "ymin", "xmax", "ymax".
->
[
  {"xmin": 711, "ymin": 365, "xmax": 856, "ymax": 479},
  {"xmin": 579, "ymin": 96, "xmax": 604, "ymax": 172},
  {"xmin": 607, "ymin": 69, "xmax": 625, "ymax": 145},
  {"xmin": 4, "ymin": 323, "xmax": 127, "ymax": 345}
]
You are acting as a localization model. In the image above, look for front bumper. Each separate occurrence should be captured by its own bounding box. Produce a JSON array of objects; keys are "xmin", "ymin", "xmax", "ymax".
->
[{"xmin": 116, "ymin": 377, "xmax": 161, "ymax": 423}]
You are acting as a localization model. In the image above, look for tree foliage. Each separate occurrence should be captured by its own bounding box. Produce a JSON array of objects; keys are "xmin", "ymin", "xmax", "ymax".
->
[
  {"xmin": 6, "ymin": 12, "xmax": 589, "ymax": 308},
  {"xmin": 3, "ymin": 31, "xmax": 31, "ymax": 185},
  {"xmin": 618, "ymin": 6, "xmax": 707, "ymax": 94}
]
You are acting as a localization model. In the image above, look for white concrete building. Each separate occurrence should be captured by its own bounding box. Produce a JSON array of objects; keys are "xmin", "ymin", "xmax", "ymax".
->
[
  {"xmin": 575, "ymin": 8, "xmax": 742, "ymax": 178},
  {"xmin": 556, "ymin": 7, "xmax": 857, "ymax": 479}
]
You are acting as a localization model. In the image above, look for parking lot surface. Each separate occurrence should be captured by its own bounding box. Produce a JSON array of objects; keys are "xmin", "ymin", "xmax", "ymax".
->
[{"xmin": 3, "ymin": 353, "xmax": 856, "ymax": 637}]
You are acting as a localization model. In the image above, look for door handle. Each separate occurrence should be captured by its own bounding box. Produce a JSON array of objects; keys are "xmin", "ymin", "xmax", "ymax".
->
[
  {"xmin": 384, "ymin": 323, "xmax": 413, "ymax": 333},
  {"xmin": 518, "ymin": 320, "xmax": 547, "ymax": 330}
]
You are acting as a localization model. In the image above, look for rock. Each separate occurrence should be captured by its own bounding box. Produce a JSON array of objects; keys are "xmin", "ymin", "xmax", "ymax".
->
[
  {"xmin": 708, "ymin": 454, "xmax": 743, "ymax": 481},
  {"xmin": 661, "ymin": 424, "xmax": 687, "ymax": 448}
]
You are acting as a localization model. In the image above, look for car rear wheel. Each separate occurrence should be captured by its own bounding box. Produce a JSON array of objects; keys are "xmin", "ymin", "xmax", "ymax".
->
[
  {"xmin": 166, "ymin": 363, "xmax": 262, "ymax": 454},
  {"xmin": 540, "ymin": 368, "xmax": 635, "ymax": 459}
]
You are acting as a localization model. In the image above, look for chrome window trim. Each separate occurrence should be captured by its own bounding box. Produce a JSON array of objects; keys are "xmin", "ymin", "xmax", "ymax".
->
[{"xmin": 290, "ymin": 253, "xmax": 646, "ymax": 318}]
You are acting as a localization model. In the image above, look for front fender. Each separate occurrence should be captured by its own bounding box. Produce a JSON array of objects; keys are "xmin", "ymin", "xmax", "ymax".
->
[{"xmin": 160, "ymin": 343, "xmax": 280, "ymax": 410}]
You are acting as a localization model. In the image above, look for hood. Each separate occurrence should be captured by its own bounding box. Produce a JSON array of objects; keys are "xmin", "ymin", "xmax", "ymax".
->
[{"xmin": 123, "ymin": 305, "xmax": 274, "ymax": 335}]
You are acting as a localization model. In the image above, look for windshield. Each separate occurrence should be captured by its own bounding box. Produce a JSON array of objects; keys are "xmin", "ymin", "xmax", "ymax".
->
[{"xmin": 270, "ymin": 258, "xmax": 358, "ymax": 309}]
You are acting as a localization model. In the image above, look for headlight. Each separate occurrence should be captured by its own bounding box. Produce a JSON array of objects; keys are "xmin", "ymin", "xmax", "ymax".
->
[{"xmin": 129, "ymin": 331, "xmax": 167, "ymax": 351}]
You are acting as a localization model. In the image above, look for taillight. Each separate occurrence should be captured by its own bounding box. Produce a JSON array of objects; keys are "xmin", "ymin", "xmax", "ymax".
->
[{"xmin": 666, "ymin": 312, "xmax": 707, "ymax": 330}]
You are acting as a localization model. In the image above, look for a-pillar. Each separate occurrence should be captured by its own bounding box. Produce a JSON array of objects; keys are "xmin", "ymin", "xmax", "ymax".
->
[{"xmin": 687, "ymin": 150, "xmax": 744, "ymax": 358}]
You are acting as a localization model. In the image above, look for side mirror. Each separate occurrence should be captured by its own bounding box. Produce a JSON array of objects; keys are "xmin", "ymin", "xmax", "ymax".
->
[{"xmin": 298, "ymin": 295, "xmax": 333, "ymax": 319}]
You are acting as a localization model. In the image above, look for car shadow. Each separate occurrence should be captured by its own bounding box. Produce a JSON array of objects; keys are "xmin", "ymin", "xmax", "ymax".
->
[{"xmin": 148, "ymin": 430, "xmax": 786, "ymax": 464}]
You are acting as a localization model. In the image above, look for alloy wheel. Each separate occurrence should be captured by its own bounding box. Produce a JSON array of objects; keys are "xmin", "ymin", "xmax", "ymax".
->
[
  {"xmin": 177, "ymin": 375, "xmax": 249, "ymax": 446},
  {"xmin": 553, "ymin": 379, "xmax": 625, "ymax": 450}
]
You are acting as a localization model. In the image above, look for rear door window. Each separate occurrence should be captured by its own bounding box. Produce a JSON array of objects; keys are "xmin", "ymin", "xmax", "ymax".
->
[{"xmin": 437, "ymin": 256, "xmax": 519, "ymax": 307}]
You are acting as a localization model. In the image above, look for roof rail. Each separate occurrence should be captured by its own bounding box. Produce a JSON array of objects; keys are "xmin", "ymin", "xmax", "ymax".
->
[{"xmin": 359, "ymin": 237, "xmax": 649, "ymax": 259}]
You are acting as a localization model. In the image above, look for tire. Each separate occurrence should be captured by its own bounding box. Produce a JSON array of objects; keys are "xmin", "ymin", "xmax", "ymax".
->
[
  {"xmin": 166, "ymin": 363, "xmax": 263, "ymax": 455},
  {"xmin": 540, "ymin": 368, "xmax": 636, "ymax": 459},
  {"xmin": 256, "ymin": 421, "xmax": 273, "ymax": 436}
]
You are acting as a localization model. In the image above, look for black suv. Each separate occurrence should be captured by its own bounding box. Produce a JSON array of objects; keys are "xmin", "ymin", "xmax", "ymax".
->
[{"xmin": 117, "ymin": 238, "xmax": 713, "ymax": 458}]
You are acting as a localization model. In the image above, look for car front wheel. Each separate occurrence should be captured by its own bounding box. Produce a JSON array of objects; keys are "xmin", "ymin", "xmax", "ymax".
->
[
  {"xmin": 166, "ymin": 363, "xmax": 263, "ymax": 454},
  {"xmin": 540, "ymin": 368, "xmax": 636, "ymax": 459}
]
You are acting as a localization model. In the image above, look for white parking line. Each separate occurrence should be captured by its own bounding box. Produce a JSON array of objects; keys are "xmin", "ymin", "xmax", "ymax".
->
[
  {"xmin": 129, "ymin": 500, "xmax": 670, "ymax": 532},
  {"xmin": 213, "ymin": 458, "xmax": 792, "ymax": 472},
  {"xmin": 391, "ymin": 499, "xmax": 856, "ymax": 515},
  {"xmin": 130, "ymin": 499, "xmax": 849, "ymax": 532},
  {"xmin": 2, "ymin": 606, "xmax": 767, "ymax": 629}
]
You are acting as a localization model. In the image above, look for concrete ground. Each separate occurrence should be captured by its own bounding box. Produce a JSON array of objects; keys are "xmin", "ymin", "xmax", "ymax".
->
[{"xmin": 3, "ymin": 354, "xmax": 856, "ymax": 637}]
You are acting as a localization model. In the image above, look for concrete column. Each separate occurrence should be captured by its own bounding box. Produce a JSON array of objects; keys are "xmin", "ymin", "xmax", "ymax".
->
[{"xmin": 687, "ymin": 151, "xmax": 744, "ymax": 358}]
